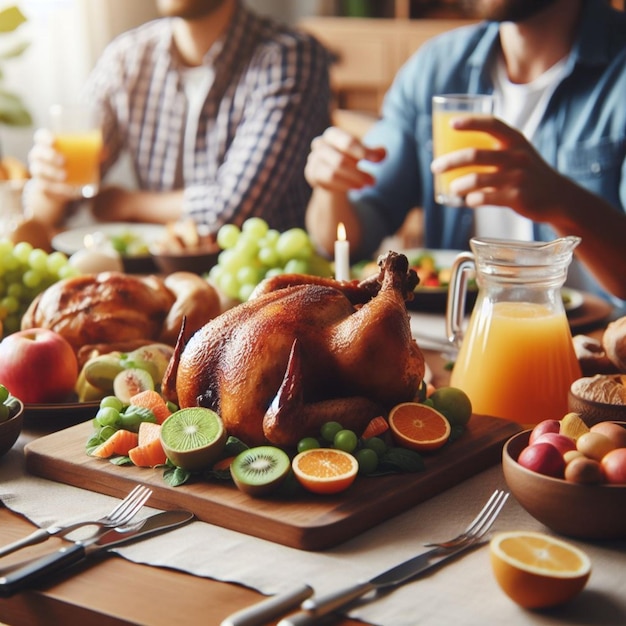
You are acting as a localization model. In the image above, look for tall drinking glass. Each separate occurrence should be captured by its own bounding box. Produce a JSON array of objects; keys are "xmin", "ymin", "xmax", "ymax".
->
[
  {"xmin": 49, "ymin": 104, "xmax": 103, "ymax": 199},
  {"xmin": 432, "ymin": 94, "xmax": 498, "ymax": 206}
]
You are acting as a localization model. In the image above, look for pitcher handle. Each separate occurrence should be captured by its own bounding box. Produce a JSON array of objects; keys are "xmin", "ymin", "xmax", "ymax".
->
[{"xmin": 445, "ymin": 252, "xmax": 475, "ymax": 349}]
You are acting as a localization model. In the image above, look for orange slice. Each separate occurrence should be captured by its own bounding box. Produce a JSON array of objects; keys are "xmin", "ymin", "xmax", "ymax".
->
[
  {"xmin": 388, "ymin": 402, "xmax": 451, "ymax": 451},
  {"xmin": 292, "ymin": 448, "xmax": 358, "ymax": 495},
  {"xmin": 490, "ymin": 531, "xmax": 591, "ymax": 609}
]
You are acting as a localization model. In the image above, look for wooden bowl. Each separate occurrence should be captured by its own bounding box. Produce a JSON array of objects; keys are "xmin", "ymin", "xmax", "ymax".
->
[
  {"xmin": 0, "ymin": 398, "xmax": 24, "ymax": 458},
  {"xmin": 568, "ymin": 384, "xmax": 626, "ymax": 427},
  {"xmin": 502, "ymin": 429, "xmax": 626, "ymax": 540}
]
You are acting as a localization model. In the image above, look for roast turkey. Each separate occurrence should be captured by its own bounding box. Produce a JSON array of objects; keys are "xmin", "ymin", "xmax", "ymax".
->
[{"xmin": 162, "ymin": 251, "xmax": 425, "ymax": 447}]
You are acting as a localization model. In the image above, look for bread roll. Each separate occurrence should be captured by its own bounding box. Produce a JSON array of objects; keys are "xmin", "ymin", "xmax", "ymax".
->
[
  {"xmin": 160, "ymin": 272, "xmax": 221, "ymax": 344},
  {"xmin": 603, "ymin": 316, "xmax": 626, "ymax": 371},
  {"xmin": 572, "ymin": 334, "xmax": 618, "ymax": 376}
]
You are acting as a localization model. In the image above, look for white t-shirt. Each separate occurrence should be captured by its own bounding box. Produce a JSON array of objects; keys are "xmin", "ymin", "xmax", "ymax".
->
[
  {"xmin": 474, "ymin": 54, "xmax": 569, "ymax": 240},
  {"xmin": 179, "ymin": 65, "xmax": 215, "ymax": 186}
]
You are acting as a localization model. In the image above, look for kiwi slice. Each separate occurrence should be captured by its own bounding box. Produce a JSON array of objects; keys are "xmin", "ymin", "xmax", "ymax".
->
[
  {"xmin": 230, "ymin": 446, "xmax": 291, "ymax": 497},
  {"xmin": 160, "ymin": 407, "xmax": 227, "ymax": 471}
]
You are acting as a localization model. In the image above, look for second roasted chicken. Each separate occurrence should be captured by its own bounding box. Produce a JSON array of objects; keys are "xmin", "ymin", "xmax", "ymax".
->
[{"xmin": 162, "ymin": 251, "xmax": 425, "ymax": 447}]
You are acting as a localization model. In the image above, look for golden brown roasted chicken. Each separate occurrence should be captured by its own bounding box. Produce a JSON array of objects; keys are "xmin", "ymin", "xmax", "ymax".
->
[
  {"xmin": 163, "ymin": 251, "xmax": 425, "ymax": 447},
  {"xmin": 21, "ymin": 271, "xmax": 221, "ymax": 353}
]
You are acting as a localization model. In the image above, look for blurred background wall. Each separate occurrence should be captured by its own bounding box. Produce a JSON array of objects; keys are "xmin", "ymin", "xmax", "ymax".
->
[{"xmin": 0, "ymin": 0, "xmax": 325, "ymax": 163}]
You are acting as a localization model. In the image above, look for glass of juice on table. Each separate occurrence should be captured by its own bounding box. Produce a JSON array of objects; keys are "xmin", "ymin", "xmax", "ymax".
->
[
  {"xmin": 432, "ymin": 94, "xmax": 498, "ymax": 206},
  {"xmin": 49, "ymin": 104, "xmax": 103, "ymax": 199},
  {"xmin": 445, "ymin": 236, "xmax": 583, "ymax": 427}
]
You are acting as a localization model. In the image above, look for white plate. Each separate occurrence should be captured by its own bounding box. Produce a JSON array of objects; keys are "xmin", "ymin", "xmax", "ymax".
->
[
  {"xmin": 562, "ymin": 287, "xmax": 584, "ymax": 314},
  {"xmin": 52, "ymin": 222, "xmax": 166, "ymax": 256}
]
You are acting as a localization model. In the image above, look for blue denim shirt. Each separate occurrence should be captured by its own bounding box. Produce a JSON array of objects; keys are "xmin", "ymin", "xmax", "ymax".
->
[{"xmin": 352, "ymin": 0, "xmax": 626, "ymax": 304}]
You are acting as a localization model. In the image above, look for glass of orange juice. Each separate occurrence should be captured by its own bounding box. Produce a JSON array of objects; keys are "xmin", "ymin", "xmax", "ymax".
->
[
  {"xmin": 49, "ymin": 104, "xmax": 103, "ymax": 199},
  {"xmin": 432, "ymin": 94, "xmax": 498, "ymax": 206}
]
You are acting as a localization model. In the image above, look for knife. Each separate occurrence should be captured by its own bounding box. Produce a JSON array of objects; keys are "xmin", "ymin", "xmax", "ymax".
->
[
  {"xmin": 220, "ymin": 584, "xmax": 314, "ymax": 626},
  {"xmin": 277, "ymin": 540, "xmax": 484, "ymax": 626},
  {"xmin": 0, "ymin": 509, "xmax": 193, "ymax": 597}
]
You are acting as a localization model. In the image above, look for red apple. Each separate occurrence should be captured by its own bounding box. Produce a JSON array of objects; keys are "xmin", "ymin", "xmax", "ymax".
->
[
  {"xmin": 517, "ymin": 442, "xmax": 566, "ymax": 478},
  {"xmin": 529, "ymin": 419, "xmax": 561, "ymax": 445},
  {"xmin": 534, "ymin": 432, "xmax": 577, "ymax": 456},
  {"xmin": 0, "ymin": 328, "xmax": 78, "ymax": 404},
  {"xmin": 600, "ymin": 448, "xmax": 626, "ymax": 485}
]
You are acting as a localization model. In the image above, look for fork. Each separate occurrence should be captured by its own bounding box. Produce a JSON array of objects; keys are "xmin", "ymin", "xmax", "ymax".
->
[
  {"xmin": 0, "ymin": 484, "xmax": 153, "ymax": 559},
  {"xmin": 223, "ymin": 489, "xmax": 509, "ymax": 626},
  {"xmin": 290, "ymin": 489, "xmax": 510, "ymax": 622},
  {"xmin": 423, "ymin": 489, "xmax": 509, "ymax": 549}
]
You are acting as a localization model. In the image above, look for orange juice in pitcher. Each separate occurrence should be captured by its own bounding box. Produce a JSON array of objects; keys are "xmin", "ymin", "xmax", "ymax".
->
[{"xmin": 446, "ymin": 237, "xmax": 582, "ymax": 425}]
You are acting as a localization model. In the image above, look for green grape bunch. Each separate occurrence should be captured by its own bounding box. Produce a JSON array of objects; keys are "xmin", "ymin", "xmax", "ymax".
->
[
  {"xmin": 0, "ymin": 239, "xmax": 80, "ymax": 336},
  {"xmin": 209, "ymin": 218, "xmax": 333, "ymax": 302}
]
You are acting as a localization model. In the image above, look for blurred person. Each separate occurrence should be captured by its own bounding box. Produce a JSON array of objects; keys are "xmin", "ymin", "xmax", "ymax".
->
[
  {"xmin": 305, "ymin": 0, "xmax": 626, "ymax": 304},
  {"xmin": 27, "ymin": 0, "xmax": 331, "ymax": 234}
]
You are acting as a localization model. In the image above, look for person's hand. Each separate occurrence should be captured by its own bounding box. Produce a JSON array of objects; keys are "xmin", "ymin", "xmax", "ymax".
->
[
  {"xmin": 91, "ymin": 186, "xmax": 134, "ymax": 222},
  {"xmin": 27, "ymin": 128, "xmax": 77, "ymax": 201},
  {"xmin": 304, "ymin": 126, "xmax": 386, "ymax": 193},
  {"xmin": 430, "ymin": 116, "xmax": 568, "ymax": 224}
]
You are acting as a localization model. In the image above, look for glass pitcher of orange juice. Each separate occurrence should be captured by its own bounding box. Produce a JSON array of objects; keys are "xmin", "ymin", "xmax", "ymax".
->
[{"xmin": 446, "ymin": 237, "xmax": 582, "ymax": 426}]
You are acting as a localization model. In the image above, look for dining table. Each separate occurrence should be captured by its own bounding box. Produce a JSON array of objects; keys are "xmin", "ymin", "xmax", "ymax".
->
[{"xmin": 0, "ymin": 301, "xmax": 625, "ymax": 626}]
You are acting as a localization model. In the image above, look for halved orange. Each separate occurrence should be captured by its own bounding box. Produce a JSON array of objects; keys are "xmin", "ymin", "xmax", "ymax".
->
[
  {"xmin": 292, "ymin": 448, "xmax": 358, "ymax": 495},
  {"xmin": 490, "ymin": 531, "xmax": 591, "ymax": 609},
  {"xmin": 388, "ymin": 402, "xmax": 451, "ymax": 451}
]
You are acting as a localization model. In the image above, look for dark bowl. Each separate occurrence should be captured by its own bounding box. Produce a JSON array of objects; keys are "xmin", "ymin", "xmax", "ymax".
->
[
  {"xmin": 150, "ymin": 245, "xmax": 220, "ymax": 276},
  {"xmin": 122, "ymin": 254, "xmax": 158, "ymax": 275},
  {"xmin": 502, "ymin": 429, "xmax": 626, "ymax": 540},
  {"xmin": 0, "ymin": 399, "xmax": 24, "ymax": 458}
]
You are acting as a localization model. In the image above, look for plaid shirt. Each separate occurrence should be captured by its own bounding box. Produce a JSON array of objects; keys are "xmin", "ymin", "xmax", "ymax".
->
[{"xmin": 84, "ymin": 4, "xmax": 331, "ymax": 232}]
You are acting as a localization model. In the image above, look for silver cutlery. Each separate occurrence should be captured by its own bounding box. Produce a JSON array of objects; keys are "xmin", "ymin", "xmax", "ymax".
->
[
  {"xmin": 278, "ymin": 489, "xmax": 509, "ymax": 626},
  {"xmin": 0, "ymin": 509, "xmax": 193, "ymax": 596},
  {"xmin": 220, "ymin": 489, "xmax": 507, "ymax": 626},
  {"xmin": 0, "ymin": 484, "xmax": 152, "ymax": 559},
  {"xmin": 220, "ymin": 584, "xmax": 314, "ymax": 626}
]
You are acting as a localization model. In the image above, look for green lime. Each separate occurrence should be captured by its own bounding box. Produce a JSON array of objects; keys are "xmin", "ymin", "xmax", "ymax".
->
[
  {"xmin": 160, "ymin": 407, "xmax": 227, "ymax": 471},
  {"xmin": 429, "ymin": 386, "xmax": 472, "ymax": 428}
]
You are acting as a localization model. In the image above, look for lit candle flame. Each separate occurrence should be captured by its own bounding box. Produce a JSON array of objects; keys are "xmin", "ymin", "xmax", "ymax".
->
[{"xmin": 337, "ymin": 222, "xmax": 347, "ymax": 242}]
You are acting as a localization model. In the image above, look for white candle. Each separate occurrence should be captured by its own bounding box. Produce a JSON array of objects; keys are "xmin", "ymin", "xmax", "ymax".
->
[{"xmin": 334, "ymin": 222, "xmax": 350, "ymax": 282}]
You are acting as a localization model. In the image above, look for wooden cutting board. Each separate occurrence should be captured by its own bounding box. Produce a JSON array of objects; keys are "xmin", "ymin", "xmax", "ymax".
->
[{"xmin": 24, "ymin": 415, "xmax": 521, "ymax": 551}]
